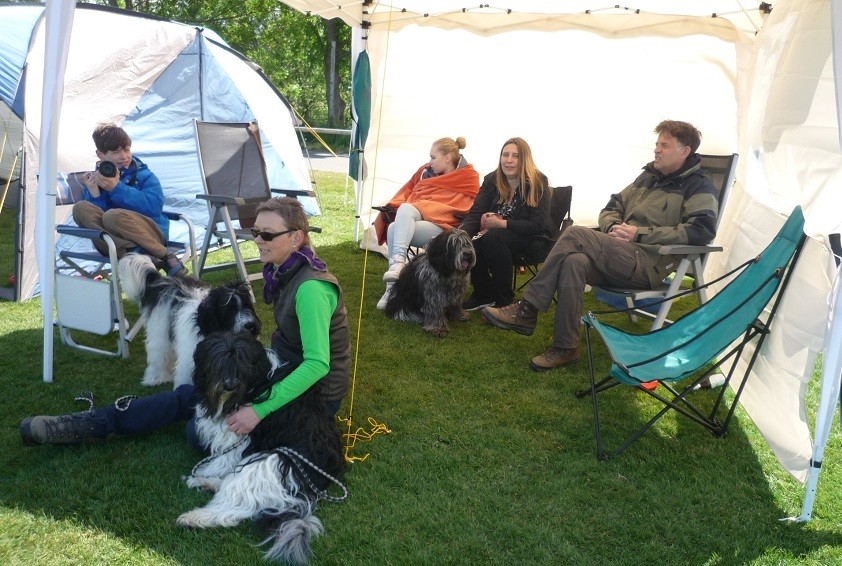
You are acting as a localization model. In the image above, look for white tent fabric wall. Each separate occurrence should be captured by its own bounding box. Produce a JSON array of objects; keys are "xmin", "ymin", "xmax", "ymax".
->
[
  {"xmin": 0, "ymin": 104, "xmax": 23, "ymax": 192},
  {"xmin": 3, "ymin": 4, "xmax": 312, "ymax": 302},
  {"xmin": 355, "ymin": 19, "xmax": 745, "ymax": 230},
  {"xmin": 707, "ymin": 0, "xmax": 841, "ymax": 483}
]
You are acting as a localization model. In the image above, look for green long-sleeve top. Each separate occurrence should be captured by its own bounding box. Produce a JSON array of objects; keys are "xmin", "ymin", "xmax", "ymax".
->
[{"xmin": 251, "ymin": 279, "xmax": 337, "ymax": 419}]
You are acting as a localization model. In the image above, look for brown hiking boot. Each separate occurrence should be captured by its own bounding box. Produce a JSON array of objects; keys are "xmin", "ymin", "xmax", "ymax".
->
[
  {"xmin": 20, "ymin": 412, "xmax": 97, "ymax": 446},
  {"xmin": 530, "ymin": 346, "xmax": 581, "ymax": 372},
  {"xmin": 482, "ymin": 299, "xmax": 538, "ymax": 336}
]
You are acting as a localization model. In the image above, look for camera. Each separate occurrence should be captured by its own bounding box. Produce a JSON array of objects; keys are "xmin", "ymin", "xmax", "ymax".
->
[{"xmin": 97, "ymin": 160, "xmax": 118, "ymax": 178}]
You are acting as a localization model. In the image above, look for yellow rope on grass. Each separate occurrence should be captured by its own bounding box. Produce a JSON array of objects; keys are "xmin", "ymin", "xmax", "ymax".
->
[
  {"xmin": 338, "ymin": 416, "xmax": 392, "ymax": 463},
  {"xmin": 337, "ymin": 7, "xmax": 396, "ymax": 463}
]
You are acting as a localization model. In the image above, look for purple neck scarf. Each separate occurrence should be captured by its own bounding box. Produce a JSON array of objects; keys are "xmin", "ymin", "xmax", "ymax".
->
[{"xmin": 262, "ymin": 247, "xmax": 327, "ymax": 304}]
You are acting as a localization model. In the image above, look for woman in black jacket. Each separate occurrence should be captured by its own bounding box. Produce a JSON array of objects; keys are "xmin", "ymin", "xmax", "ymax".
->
[{"xmin": 460, "ymin": 137, "xmax": 553, "ymax": 310}]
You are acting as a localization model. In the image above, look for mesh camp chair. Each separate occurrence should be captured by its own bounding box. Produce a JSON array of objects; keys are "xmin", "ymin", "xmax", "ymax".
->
[
  {"xmin": 194, "ymin": 120, "xmax": 318, "ymax": 282},
  {"xmin": 578, "ymin": 206, "xmax": 806, "ymax": 460},
  {"xmin": 593, "ymin": 153, "xmax": 738, "ymax": 329},
  {"xmin": 55, "ymin": 211, "xmax": 197, "ymax": 358},
  {"xmin": 512, "ymin": 185, "xmax": 573, "ymax": 294}
]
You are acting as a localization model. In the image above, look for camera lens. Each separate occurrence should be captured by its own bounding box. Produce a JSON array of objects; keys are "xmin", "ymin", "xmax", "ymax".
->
[{"xmin": 98, "ymin": 160, "xmax": 118, "ymax": 178}]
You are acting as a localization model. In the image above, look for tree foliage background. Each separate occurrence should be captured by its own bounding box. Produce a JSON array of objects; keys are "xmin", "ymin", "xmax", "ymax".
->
[{"xmin": 82, "ymin": 0, "xmax": 351, "ymax": 129}]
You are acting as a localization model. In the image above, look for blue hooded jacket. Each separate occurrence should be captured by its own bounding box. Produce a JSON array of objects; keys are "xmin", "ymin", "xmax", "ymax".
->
[{"xmin": 81, "ymin": 156, "xmax": 169, "ymax": 238}]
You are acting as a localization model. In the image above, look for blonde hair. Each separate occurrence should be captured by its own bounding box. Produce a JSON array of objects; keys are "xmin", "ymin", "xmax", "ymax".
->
[
  {"xmin": 433, "ymin": 136, "xmax": 467, "ymax": 165},
  {"xmin": 494, "ymin": 137, "xmax": 545, "ymax": 207}
]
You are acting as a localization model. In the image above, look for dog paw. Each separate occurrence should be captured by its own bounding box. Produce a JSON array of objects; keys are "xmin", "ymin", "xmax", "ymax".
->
[
  {"xmin": 424, "ymin": 325, "xmax": 448, "ymax": 338},
  {"xmin": 177, "ymin": 508, "xmax": 241, "ymax": 528},
  {"xmin": 177, "ymin": 509, "xmax": 214, "ymax": 528},
  {"xmin": 183, "ymin": 475, "xmax": 222, "ymax": 492},
  {"xmin": 141, "ymin": 375, "xmax": 170, "ymax": 387}
]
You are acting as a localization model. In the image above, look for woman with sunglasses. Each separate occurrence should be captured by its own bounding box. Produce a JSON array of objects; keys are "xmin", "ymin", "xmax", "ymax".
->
[{"xmin": 20, "ymin": 197, "xmax": 351, "ymax": 447}]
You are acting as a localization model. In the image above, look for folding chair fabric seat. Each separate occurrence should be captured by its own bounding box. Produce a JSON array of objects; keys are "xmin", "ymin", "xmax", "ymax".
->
[
  {"xmin": 194, "ymin": 120, "xmax": 318, "ymax": 282},
  {"xmin": 512, "ymin": 185, "xmax": 573, "ymax": 294},
  {"xmin": 54, "ymin": 211, "xmax": 197, "ymax": 358},
  {"xmin": 581, "ymin": 206, "xmax": 806, "ymax": 459}
]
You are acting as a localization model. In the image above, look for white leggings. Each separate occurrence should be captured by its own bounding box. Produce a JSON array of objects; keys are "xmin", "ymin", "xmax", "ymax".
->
[{"xmin": 386, "ymin": 203, "xmax": 443, "ymax": 258}]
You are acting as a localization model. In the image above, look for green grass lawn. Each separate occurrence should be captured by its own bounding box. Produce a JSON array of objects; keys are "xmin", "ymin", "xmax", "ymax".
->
[{"xmin": 1, "ymin": 171, "xmax": 841, "ymax": 564}]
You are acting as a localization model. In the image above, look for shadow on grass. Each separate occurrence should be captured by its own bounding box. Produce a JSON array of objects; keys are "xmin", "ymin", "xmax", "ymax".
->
[{"xmin": 0, "ymin": 240, "xmax": 841, "ymax": 564}]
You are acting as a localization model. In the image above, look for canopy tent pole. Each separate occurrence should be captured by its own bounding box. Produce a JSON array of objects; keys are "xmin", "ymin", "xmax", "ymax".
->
[
  {"xmin": 789, "ymin": 0, "xmax": 842, "ymax": 522},
  {"xmin": 38, "ymin": 0, "xmax": 76, "ymax": 383}
]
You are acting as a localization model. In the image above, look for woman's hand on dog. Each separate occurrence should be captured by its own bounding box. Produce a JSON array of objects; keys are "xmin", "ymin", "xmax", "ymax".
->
[{"xmin": 226, "ymin": 405, "xmax": 261, "ymax": 435}]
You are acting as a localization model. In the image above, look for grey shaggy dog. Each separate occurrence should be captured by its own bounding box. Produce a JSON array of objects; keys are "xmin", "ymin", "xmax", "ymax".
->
[{"xmin": 384, "ymin": 228, "xmax": 476, "ymax": 337}]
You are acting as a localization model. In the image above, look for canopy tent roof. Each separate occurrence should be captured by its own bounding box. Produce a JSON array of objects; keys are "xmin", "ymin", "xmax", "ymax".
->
[{"xmin": 283, "ymin": 0, "xmax": 767, "ymax": 38}]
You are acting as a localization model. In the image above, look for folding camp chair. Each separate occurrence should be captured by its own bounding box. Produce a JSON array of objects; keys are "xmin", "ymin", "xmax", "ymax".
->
[
  {"xmin": 54, "ymin": 212, "xmax": 197, "ymax": 358},
  {"xmin": 593, "ymin": 153, "xmax": 738, "ymax": 329},
  {"xmin": 512, "ymin": 185, "xmax": 573, "ymax": 295},
  {"xmin": 193, "ymin": 120, "xmax": 318, "ymax": 282},
  {"xmin": 578, "ymin": 206, "xmax": 806, "ymax": 460}
]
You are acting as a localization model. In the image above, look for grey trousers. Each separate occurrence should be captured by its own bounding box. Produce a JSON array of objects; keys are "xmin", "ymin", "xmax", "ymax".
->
[
  {"xmin": 386, "ymin": 203, "xmax": 443, "ymax": 259},
  {"xmin": 73, "ymin": 201, "xmax": 167, "ymax": 259},
  {"xmin": 522, "ymin": 225, "xmax": 653, "ymax": 349}
]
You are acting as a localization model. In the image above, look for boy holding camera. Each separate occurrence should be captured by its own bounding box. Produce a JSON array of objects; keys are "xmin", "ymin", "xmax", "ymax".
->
[{"xmin": 73, "ymin": 122, "xmax": 185, "ymax": 275}]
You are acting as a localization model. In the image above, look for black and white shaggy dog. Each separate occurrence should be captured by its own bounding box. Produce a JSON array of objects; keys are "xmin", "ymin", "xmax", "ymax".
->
[
  {"xmin": 118, "ymin": 253, "xmax": 260, "ymax": 388},
  {"xmin": 177, "ymin": 331, "xmax": 346, "ymax": 564},
  {"xmin": 384, "ymin": 228, "xmax": 476, "ymax": 337}
]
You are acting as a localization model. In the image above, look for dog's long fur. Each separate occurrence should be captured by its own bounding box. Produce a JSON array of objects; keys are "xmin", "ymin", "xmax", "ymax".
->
[
  {"xmin": 176, "ymin": 332, "xmax": 346, "ymax": 564},
  {"xmin": 384, "ymin": 228, "xmax": 476, "ymax": 337},
  {"xmin": 118, "ymin": 253, "xmax": 260, "ymax": 388}
]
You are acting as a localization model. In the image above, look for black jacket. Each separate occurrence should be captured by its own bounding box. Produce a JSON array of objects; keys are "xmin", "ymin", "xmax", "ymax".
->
[{"xmin": 460, "ymin": 172, "xmax": 553, "ymax": 239}]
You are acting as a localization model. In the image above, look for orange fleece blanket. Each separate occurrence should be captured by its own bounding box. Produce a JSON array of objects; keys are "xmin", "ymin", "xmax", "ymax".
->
[{"xmin": 374, "ymin": 163, "xmax": 480, "ymax": 245}]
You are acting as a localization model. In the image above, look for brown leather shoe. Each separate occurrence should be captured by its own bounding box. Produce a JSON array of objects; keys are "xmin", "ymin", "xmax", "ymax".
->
[
  {"xmin": 482, "ymin": 299, "xmax": 538, "ymax": 336},
  {"xmin": 530, "ymin": 346, "xmax": 581, "ymax": 372}
]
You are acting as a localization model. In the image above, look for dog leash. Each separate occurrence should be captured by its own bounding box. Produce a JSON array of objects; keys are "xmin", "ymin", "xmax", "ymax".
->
[
  {"xmin": 189, "ymin": 436, "xmax": 249, "ymax": 479},
  {"xmin": 75, "ymin": 391, "xmax": 138, "ymax": 413},
  {"xmin": 275, "ymin": 446, "xmax": 349, "ymax": 503}
]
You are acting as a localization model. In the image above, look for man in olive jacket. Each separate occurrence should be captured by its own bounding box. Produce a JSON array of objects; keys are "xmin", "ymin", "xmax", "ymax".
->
[{"xmin": 482, "ymin": 120, "xmax": 719, "ymax": 371}]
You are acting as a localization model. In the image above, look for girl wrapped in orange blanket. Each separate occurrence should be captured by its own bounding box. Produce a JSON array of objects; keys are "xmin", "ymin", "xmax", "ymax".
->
[{"xmin": 374, "ymin": 137, "xmax": 480, "ymax": 309}]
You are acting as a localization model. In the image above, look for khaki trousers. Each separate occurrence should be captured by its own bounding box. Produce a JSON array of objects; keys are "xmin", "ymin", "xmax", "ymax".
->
[
  {"xmin": 522, "ymin": 225, "xmax": 653, "ymax": 349},
  {"xmin": 72, "ymin": 201, "xmax": 166, "ymax": 259}
]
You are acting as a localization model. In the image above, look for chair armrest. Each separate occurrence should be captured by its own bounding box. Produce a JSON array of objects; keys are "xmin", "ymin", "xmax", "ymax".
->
[
  {"xmin": 657, "ymin": 244, "xmax": 723, "ymax": 255},
  {"xmin": 371, "ymin": 205, "xmax": 395, "ymax": 214},
  {"xmin": 56, "ymin": 224, "xmax": 105, "ymax": 241},
  {"xmin": 163, "ymin": 210, "xmax": 184, "ymax": 221},
  {"xmin": 270, "ymin": 188, "xmax": 317, "ymax": 199},
  {"xmin": 196, "ymin": 194, "xmax": 265, "ymax": 206}
]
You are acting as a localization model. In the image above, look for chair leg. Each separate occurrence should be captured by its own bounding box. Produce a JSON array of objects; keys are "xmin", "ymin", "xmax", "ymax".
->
[
  {"xmin": 624, "ymin": 296, "xmax": 638, "ymax": 323},
  {"xmin": 584, "ymin": 325, "xmax": 615, "ymax": 460}
]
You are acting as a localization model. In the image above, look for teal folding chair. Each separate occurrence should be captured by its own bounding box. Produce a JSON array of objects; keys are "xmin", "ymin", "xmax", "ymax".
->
[{"xmin": 578, "ymin": 206, "xmax": 806, "ymax": 459}]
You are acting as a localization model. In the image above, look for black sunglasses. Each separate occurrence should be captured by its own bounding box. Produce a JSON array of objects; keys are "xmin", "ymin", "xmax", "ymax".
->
[{"xmin": 250, "ymin": 227, "xmax": 295, "ymax": 241}]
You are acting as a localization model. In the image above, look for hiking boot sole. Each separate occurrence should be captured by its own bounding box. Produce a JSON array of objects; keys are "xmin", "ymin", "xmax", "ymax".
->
[
  {"xmin": 530, "ymin": 355, "xmax": 580, "ymax": 372},
  {"xmin": 482, "ymin": 313, "xmax": 535, "ymax": 336},
  {"xmin": 19, "ymin": 418, "xmax": 38, "ymax": 446}
]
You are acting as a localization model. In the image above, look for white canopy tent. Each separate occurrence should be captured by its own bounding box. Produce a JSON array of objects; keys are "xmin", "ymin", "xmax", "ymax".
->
[
  {"xmin": 279, "ymin": 0, "xmax": 842, "ymax": 519},
  {"xmin": 37, "ymin": 0, "xmax": 841, "ymax": 519}
]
